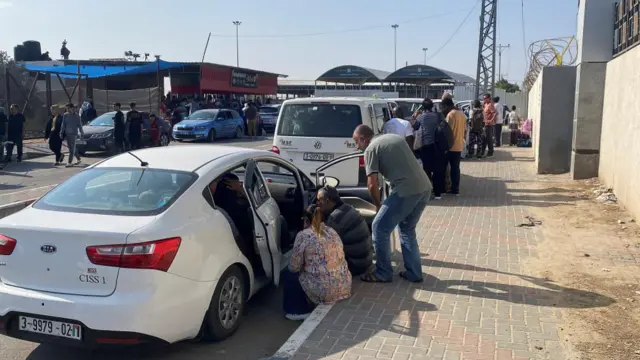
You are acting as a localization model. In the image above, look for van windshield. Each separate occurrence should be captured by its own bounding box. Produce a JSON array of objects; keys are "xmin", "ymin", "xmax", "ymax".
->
[{"xmin": 277, "ymin": 104, "xmax": 362, "ymax": 138}]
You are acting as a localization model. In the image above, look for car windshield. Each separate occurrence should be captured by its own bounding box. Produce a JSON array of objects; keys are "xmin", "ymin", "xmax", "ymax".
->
[
  {"xmin": 187, "ymin": 110, "xmax": 218, "ymax": 120},
  {"xmin": 259, "ymin": 106, "xmax": 279, "ymax": 113},
  {"xmin": 88, "ymin": 112, "xmax": 117, "ymax": 127},
  {"xmin": 394, "ymin": 101, "xmax": 424, "ymax": 117},
  {"xmin": 277, "ymin": 104, "xmax": 362, "ymax": 138},
  {"xmin": 33, "ymin": 168, "xmax": 197, "ymax": 216}
]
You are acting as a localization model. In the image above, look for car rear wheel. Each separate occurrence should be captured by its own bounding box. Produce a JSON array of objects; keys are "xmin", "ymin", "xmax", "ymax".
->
[
  {"xmin": 202, "ymin": 265, "xmax": 246, "ymax": 341},
  {"xmin": 207, "ymin": 129, "xmax": 216, "ymax": 143},
  {"xmin": 235, "ymin": 126, "xmax": 243, "ymax": 138},
  {"xmin": 159, "ymin": 134, "xmax": 170, "ymax": 147}
]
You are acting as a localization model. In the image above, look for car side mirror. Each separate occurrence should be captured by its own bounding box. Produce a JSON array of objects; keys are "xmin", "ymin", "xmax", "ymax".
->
[{"xmin": 321, "ymin": 176, "xmax": 340, "ymax": 188}]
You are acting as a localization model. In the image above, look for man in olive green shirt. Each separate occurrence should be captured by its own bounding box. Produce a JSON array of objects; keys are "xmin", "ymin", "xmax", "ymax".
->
[{"xmin": 352, "ymin": 125, "xmax": 430, "ymax": 283}]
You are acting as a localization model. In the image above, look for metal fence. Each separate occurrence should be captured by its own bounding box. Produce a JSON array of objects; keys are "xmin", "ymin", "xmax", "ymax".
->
[{"xmin": 614, "ymin": 0, "xmax": 640, "ymax": 56}]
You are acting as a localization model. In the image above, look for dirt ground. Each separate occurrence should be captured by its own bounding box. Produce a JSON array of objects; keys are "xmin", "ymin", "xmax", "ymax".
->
[{"xmin": 517, "ymin": 175, "xmax": 640, "ymax": 360}]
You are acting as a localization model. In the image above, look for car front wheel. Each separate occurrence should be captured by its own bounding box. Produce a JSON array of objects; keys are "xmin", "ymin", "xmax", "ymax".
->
[
  {"xmin": 207, "ymin": 129, "xmax": 216, "ymax": 143},
  {"xmin": 202, "ymin": 265, "xmax": 246, "ymax": 341}
]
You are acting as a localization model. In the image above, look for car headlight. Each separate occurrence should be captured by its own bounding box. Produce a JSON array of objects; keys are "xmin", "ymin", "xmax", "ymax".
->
[
  {"xmin": 91, "ymin": 132, "xmax": 112, "ymax": 139},
  {"xmin": 195, "ymin": 125, "xmax": 207, "ymax": 131}
]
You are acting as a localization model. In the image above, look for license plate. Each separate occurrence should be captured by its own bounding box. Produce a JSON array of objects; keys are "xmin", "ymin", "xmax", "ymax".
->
[
  {"xmin": 76, "ymin": 140, "xmax": 86, "ymax": 145},
  {"xmin": 303, "ymin": 152, "xmax": 334, "ymax": 162},
  {"xmin": 18, "ymin": 316, "xmax": 82, "ymax": 340}
]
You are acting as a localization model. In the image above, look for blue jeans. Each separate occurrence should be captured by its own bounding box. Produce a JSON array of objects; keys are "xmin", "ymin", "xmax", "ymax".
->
[{"xmin": 372, "ymin": 191, "xmax": 428, "ymax": 282}]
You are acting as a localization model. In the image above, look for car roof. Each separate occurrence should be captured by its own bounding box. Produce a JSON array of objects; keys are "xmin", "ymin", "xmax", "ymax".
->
[
  {"xmin": 282, "ymin": 97, "xmax": 390, "ymax": 105},
  {"xmin": 92, "ymin": 145, "xmax": 268, "ymax": 173},
  {"xmin": 387, "ymin": 98, "xmax": 442, "ymax": 103}
]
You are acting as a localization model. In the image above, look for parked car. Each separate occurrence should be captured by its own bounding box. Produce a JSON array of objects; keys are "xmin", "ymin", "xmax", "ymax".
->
[
  {"xmin": 76, "ymin": 111, "xmax": 171, "ymax": 155},
  {"xmin": 258, "ymin": 105, "xmax": 281, "ymax": 133},
  {"xmin": 0, "ymin": 145, "xmax": 389, "ymax": 347},
  {"xmin": 173, "ymin": 109, "xmax": 245, "ymax": 142}
]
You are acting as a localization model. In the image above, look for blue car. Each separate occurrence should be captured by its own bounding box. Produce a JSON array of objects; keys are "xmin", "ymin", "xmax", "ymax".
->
[{"xmin": 172, "ymin": 109, "xmax": 245, "ymax": 142}]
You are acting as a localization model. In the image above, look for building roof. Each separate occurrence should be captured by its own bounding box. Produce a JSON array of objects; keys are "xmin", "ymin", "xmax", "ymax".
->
[
  {"xmin": 385, "ymin": 64, "xmax": 475, "ymax": 84},
  {"xmin": 316, "ymin": 65, "xmax": 391, "ymax": 84}
]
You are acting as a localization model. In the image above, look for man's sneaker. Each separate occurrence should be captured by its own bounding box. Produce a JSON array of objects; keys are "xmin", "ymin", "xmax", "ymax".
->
[
  {"xmin": 434, "ymin": 196, "xmax": 442, "ymax": 200},
  {"xmin": 65, "ymin": 163, "xmax": 73, "ymax": 168},
  {"xmin": 285, "ymin": 313, "xmax": 311, "ymax": 321},
  {"xmin": 75, "ymin": 158, "xmax": 82, "ymax": 165}
]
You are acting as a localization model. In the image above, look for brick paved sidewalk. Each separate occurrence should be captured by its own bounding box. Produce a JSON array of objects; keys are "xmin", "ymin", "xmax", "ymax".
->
[{"xmin": 292, "ymin": 148, "xmax": 568, "ymax": 360}]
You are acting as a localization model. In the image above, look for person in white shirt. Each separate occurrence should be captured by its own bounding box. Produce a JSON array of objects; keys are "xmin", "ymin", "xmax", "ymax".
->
[
  {"xmin": 384, "ymin": 107, "xmax": 414, "ymax": 149},
  {"xmin": 493, "ymin": 96, "xmax": 504, "ymax": 147}
]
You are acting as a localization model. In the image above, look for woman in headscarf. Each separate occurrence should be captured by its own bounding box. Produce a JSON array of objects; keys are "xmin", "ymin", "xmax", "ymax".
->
[
  {"xmin": 283, "ymin": 205, "xmax": 352, "ymax": 321},
  {"xmin": 44, "ymin": 105, "xmax": 65, "ymax": 165}
]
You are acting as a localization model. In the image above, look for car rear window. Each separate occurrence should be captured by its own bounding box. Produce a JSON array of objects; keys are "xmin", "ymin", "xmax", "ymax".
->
[
  {"xmin": 277, "ymin": 104, "xmax": 362, "ymax": 138},
  {"xmin": 33, "ymin": 168, "xmax": 197, "ymax": 216},
  {"xmin": 259, "ymin": 107, "xmax": 279, "ymax": 113}
]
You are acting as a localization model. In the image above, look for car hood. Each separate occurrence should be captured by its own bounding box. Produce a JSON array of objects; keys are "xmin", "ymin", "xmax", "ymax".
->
[
  {"xmin": 82, "ymin": 125, "xmax": 113, "ymax": 134},
  {"xmin": 176, "ymin": 120, "xmax": 214, "ymax": 126}
]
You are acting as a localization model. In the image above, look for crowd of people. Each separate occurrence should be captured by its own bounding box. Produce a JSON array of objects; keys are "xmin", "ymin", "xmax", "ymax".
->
[{"xmin": 279, "ymin": 93, "xmax": 534, "ymax": 321}]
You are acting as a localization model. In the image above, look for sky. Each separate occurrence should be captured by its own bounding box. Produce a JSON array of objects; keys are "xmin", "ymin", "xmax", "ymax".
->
[{"xmin": 0, "ymin": 0, "xmax": 578, "ymax": 84}]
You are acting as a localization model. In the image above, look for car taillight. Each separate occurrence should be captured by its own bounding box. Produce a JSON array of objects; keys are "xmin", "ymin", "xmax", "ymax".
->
[
  {"xmin": 86, "ymin": 237, "xmax": 181, "ymax": 272},
  {"xmin": 270, "ymin": 146, "xmax": 280, "ymax": 154},
  {"xmin": 359, "ymin": 156, "xmax": 365, "ymax": 168},
  {"xmin": 0, "ymin": 235, "xmax": 17, "ymax": 255}
]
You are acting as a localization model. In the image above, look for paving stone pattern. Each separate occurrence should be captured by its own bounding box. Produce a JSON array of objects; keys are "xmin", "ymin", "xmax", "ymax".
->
[{"xmin": 293, "ymin": 148, "xmax": 568, "ymax": 360}]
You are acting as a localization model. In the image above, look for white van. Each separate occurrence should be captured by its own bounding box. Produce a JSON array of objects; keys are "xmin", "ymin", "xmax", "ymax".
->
[{"xmin": 270, "ymin": 97, "xmax": 393, "ymax": 187}]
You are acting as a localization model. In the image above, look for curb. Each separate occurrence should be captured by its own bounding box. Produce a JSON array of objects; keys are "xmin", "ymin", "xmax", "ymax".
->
[
  {"xmin": 0, "ymin": 199, "xmax": 37, "ymax": 219},
  {"xmin": 261, "ymin": 304, "xmax": 334, "ymax": 360}
]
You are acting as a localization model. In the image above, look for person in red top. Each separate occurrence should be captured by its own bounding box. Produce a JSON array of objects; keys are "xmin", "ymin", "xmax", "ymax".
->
[
  {"xmin": 149, "ymin": 113, "xmax": 160, "ymax": 147},
  {"xmin": 481, "ymin": 94, "xmax": 497, "ymax": 157}
]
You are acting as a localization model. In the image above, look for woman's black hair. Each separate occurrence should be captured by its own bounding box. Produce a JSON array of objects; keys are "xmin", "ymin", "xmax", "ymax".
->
[{"xmin": 421, "ymin": 98, "xmax": 434, "ymax": 111}]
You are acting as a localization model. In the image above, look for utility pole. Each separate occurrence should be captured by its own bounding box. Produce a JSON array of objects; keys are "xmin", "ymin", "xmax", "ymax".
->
[
  {"xmin": 422, "ymin": 47, "xmax": 428, "ymax": 65},
  {"xmin": 392, "ymin": 24, "xmax": 399, "ymax": 70},
  {"xmin": 233, "ymin": 21, "xmax": 242, "ymax": 67},
  {"xmin": 475, "ymin": 0, "xmax": 498, "ymax": 98},
  {"xmin": 497, "ymin": 44, "xmax": 510, "ymax": 81}
]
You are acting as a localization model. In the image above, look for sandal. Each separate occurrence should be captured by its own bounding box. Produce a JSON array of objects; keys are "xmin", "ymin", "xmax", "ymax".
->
[
  {"xmin": 360, "ymin": 272, "xmax": 391, "ymax": 283},
  {"xmin": 399, "ymin": 271, "xmax": 424, "ymax": 283}
]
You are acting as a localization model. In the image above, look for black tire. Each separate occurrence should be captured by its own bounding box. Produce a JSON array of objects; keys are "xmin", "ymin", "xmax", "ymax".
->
[
  {"xmin": 207, "ymin": 129, "xmax": 216, "ymax": 143},
  {"xmin": 159, "ymin": 134, "xmax": 170, "ymax": 147},
  {"xmin": 202, "ymin": 265, "xmax": 246, "ymax": 341},
  {"xmin": 235, "ymin": 126, "xmax": 243, "ymax": 138}
]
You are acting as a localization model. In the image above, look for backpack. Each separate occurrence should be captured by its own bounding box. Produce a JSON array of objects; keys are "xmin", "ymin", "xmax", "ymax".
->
[
  {"xmin": 471, "ymin": 110, "xmax": 484, "ymax": 132},
  {"xmin": 434, "ymin": 112, "xmax": 454, "ymax": 153}
]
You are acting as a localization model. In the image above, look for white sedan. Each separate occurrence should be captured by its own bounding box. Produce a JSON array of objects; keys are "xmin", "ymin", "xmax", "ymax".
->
[{"xmin": 0, "ymin": 145, "xmax": 383, "ymax": 347}]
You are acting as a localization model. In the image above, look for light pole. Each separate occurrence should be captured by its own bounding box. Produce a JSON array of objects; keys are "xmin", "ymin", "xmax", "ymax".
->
[
  {"xmin": 233, "ymin": 21, "xmax": 242, "ymax": 67},
  {"xmin": 497, "ymin": 44, "xmax": 510, "ymax": 80},
  {"xmin": 422, "ymin": 47, "xmax": 428, "ymax": 65},
  {"xmin": 391, "ymin": 24, "xmax": 399, "ymax": 70}
]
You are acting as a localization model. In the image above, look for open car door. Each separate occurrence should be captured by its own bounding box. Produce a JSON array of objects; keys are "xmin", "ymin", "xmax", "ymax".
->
[
  {"xmin": 313, "ymin": 152, "xmax": 388, "ymax": 226},
  {"xmin": 244, "ymin": 160, "xmax": 282, "ymax": 286}
]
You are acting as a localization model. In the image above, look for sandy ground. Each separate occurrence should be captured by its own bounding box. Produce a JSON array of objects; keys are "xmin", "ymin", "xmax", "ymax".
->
[{"xmin": 517, "ymin": 174, "xmax": 640, "ymax": 360}]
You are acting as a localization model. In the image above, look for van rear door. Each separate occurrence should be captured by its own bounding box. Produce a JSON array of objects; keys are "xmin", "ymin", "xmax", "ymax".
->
[{"xmin": 274, "ymin": 102, "xmax": 364, "ymax": 187}]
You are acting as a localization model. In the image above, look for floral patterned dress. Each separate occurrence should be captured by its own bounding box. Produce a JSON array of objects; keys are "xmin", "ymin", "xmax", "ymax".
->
[{"xmin": 289, "ymin": 224, "xmax": 352, "ymax": 304}]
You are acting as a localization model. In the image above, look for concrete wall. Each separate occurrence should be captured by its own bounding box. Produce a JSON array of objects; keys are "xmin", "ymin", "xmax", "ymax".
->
[
  {"xmin": 527, "ymin": 66, "xmax": 577, "ymax": 174},
  {"xmin": 599, "ymin": 44, "xmax": 640, "ymax": 221}
]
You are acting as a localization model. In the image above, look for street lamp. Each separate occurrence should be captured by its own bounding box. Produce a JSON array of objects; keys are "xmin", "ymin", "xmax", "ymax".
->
[
  {"xmin": 391, "ymin": 24, "xmax": 399, "ymax": 70},
  {"xmin": 422, "ymin": 47, "xmax": 428, "ymax": 65},
  {"xmin": 232, "ymin": 21, "xmax": 242, "ymax": 67}
]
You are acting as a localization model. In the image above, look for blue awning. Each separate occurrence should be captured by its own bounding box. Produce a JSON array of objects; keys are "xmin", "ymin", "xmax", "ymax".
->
[{"xmin": 22, "ymin": 60, "xmax": 187, "ymax": 79}]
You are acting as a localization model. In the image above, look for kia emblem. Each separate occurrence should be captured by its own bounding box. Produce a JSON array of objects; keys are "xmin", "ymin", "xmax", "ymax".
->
[
  {"xmin": 40, "ymin": 244, "xmax": 57, "ymax": 254},
  {"xmin": 314, "ymin": 141, "xmax": 322, "ymax": 149}
]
